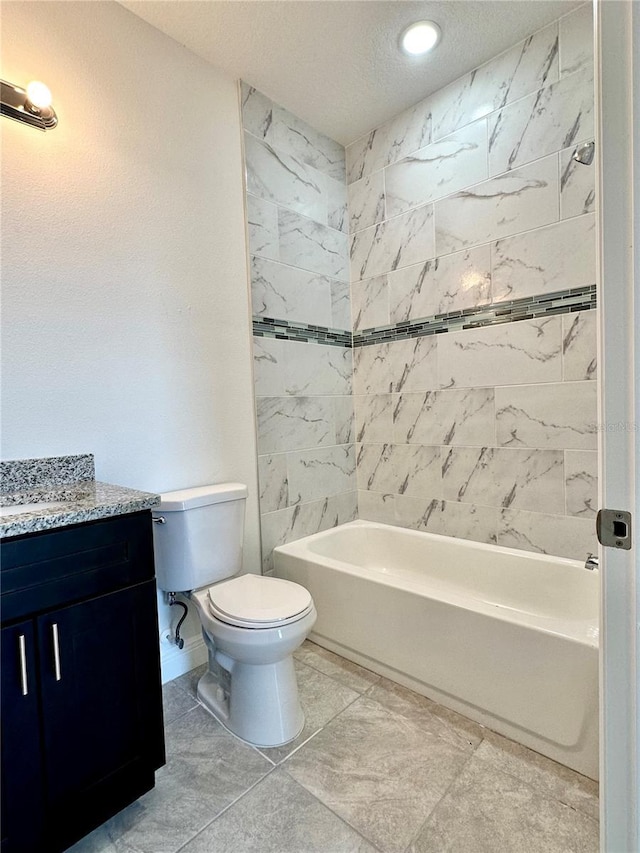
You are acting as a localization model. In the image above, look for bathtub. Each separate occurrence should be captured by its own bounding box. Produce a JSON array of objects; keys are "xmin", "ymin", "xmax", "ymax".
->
[{"xmin": 273, "ymin": 520, "xmax": 599, "ymax": 780}]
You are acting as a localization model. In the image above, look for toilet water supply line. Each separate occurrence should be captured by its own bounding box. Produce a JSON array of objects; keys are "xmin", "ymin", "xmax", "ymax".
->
[{"xmin": 167, "ymin": 592, "xmax": 188, "ymax": 649}]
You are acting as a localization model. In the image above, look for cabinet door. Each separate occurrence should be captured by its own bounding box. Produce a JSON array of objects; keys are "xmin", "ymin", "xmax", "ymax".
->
[
  {"xmin": 38, "ymin": 580, "xmax": 165, "ymax": 851},
  {"xmin": 1, "ymin": 621, "xmax": 45, "ymax": 853}
]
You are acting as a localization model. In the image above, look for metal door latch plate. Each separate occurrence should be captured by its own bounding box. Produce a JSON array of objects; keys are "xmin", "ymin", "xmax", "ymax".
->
[{"xmin": 596, "ymin": 509, "xmax": 632, "ymax": 549}]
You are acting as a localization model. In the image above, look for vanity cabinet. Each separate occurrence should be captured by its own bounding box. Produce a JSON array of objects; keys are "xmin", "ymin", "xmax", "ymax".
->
[{"xmin": 1, "ymin": 512, "xmax": 165, "ymax": 853}]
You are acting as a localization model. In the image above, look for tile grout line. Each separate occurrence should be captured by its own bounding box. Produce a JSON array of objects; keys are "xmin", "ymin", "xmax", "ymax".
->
[
  {"xmin": 278, "ymin": 767, "xmax": 387, "ymax": 853},
  {"xmin": 173, "ymin": 764, "xmax": 280, "ymax": 853},
  {"xmin": 402, "ymin": 741, "xmax": 482, "ymax": 853},
  {"xmin": 469, "ymin": 739, "xmax": 600, "ymax": 823}
]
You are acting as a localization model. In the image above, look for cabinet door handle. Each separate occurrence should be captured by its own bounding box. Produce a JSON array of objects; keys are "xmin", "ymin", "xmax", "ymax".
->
[
  {"xmin": 52, "ymin": 623, "xmax": 62, "ymax": 681},
  {"xmin": 18, "ymin": 634, "xmax": 29, "ymax": 696}
]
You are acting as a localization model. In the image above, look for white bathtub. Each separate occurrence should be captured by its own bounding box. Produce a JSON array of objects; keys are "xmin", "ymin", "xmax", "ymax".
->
[{"xmin": 274, "ymin": 520, "xmax": 599, "ymax": 780}]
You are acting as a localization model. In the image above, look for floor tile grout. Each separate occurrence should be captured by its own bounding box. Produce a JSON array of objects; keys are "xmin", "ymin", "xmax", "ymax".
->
[
  {"xmin": 260, "ymin": 726, "xmax": 324, "ymax": 765},
  {"xmin": 289, "ymin": 768, "xmax": 390, "ymax": 853},
  {"xmin": 280, "ymin": 766, "xmax": 387, "ymax": 853},
  {"xmin": 173, "ymin": 765, "xmax": 279, "ymax": 853},
  {"xmin": 402, "ymin": 740, "xmax": 483, "ymax": 852},
  {"xmin": 469, "ymin": 740, "xmax": 600, "ymax": 822},
  {"xmin": 156, "ymin": 654, "xmax": 599, "ymax": 853}
]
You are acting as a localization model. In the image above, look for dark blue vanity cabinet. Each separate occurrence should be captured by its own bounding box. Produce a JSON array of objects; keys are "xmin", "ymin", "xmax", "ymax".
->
[{"xmin": 1, "ymin": 512, "xmax": 166, "ymax": 853}]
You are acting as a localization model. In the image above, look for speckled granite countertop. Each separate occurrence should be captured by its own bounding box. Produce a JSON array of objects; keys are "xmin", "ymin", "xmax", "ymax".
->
[{"xmin": 0, "ymin": 454, "xmax": 159, "ymax": 539}]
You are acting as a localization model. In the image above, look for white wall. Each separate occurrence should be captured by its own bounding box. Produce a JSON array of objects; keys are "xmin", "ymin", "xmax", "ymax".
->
[{"xmin": 1, "ymin": 1, "xmax": 260, "ymax": 677}]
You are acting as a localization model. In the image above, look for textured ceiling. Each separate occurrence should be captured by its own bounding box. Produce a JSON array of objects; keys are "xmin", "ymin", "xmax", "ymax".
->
[{"xmin": 120, "ymin": 0, "xmax": 583, "ymax": 145}]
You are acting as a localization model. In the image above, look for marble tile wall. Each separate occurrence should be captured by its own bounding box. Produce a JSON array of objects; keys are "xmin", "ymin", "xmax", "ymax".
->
[
  {"xmin": 346, "ymin": 3, "xmax": 598, "ymax": 560},
  {"xmin": 241, "ymin": 84, "xmax": 356, "ymax": 571}
]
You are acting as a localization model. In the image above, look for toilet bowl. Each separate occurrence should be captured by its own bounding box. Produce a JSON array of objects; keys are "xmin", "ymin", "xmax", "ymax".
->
[
  {"xmin": 192, "ymin": 575, "xmax": 317, "ymax": 746},
  {"xmin": 152, "ymin": 483, "xmax": 316, "ymax": 747}
]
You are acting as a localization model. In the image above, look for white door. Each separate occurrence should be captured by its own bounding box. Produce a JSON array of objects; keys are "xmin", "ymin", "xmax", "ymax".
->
[{"xmin": 596, "ymin": 1, "xmax": 639, "ymax": 850}]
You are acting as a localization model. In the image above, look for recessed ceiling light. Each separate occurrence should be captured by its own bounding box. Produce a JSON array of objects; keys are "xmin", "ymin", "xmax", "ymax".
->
[{"xmin": 399, "ymin": 21, "xmax": 441, "ymax": 56}]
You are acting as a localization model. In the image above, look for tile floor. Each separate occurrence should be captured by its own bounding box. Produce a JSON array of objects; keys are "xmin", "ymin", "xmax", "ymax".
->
[{"xmin": 69, "ymin": 641, "xmax": 599, "ymax": 853}]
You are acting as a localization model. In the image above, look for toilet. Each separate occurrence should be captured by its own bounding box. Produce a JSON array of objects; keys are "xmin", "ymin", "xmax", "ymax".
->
[{"xmin": 152, "ymin": 482, "xmax": 316, "ymax": 747}]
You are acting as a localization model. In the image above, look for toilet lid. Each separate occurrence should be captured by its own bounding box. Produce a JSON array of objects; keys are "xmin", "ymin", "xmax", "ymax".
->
[{"xmin": 207, "ymin": 574, "xmax": 312, "ymax": 627}]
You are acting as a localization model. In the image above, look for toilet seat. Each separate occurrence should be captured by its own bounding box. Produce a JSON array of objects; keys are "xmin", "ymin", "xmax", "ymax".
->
[{"xmin": 206, "ymin": 574, "xmax": 313, "ymax": 629}]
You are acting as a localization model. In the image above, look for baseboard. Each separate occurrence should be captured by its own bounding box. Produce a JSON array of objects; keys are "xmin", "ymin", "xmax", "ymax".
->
[{"xmin": 160, "ymin": 634, "xmax": 208, "ymax": 684}]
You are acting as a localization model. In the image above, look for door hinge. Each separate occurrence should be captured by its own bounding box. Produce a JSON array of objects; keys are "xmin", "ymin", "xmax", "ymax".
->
[{"xmin": 596, "ymin": 509, "xmax": 632, "ymax": 549}]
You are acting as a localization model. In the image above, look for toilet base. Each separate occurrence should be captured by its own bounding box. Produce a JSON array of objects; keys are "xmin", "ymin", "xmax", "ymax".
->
[{"xmin": 196, "ymin": 655, "xmax": 305, "ymax": 748}]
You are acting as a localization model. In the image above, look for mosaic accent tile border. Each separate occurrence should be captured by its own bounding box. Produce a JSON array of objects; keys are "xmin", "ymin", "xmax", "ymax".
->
[
  {"xmin": 353, "ymin": 285, "xmax": 596, "ymax": 348},
  {"xmin": 253, "ymin": 317, "xmax": 352, "ymax": 348},
  {"xmin": 253, "ymin": 286, "xmax": 596, "ymax": 350}
]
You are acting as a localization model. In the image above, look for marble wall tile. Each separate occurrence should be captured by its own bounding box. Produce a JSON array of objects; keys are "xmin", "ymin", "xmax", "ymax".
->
[
  {"xmin": 564, "ymin": 450, "xmax": 598, "ymax": 518},
  {"xmin": 431, "ymin": 24, "xmax": 559, "ymax": 141},
  {"xmin": 253, "ymin": 336, "xmax": 285, "ymax": 396},
  {"xmin": 346, "ymin": 100, "xmax": 432, "ymax": 184},
  {"xmin": 348, "ymin": 171, "xmax": 385, "ymax": 233},
  {"xmin": 560, "ymin": 143, "xmax": 595, "ymax": 218},
  {"xmin": 491, "ymin": 213, "xmax": 596, "ymax": 302},
  {"xmin": 437, "ymin": 316, "xmax": 563, "ymax": 389},
  {"xmin": 256, "ymin": 397, "xmax": 335, "ymax": 454},
  {"xmin": 388, "ymin": 246, "xmax": 491, "ymax": 323},
  {"xmin": 495, "ymin": 381, "xmax": 598, "ymax": 450},
  {"xmin": 565, "ymin": 450, "xmax": 598, "ymax": 518},
  {"xmin": 394, "ymin": 495, "xmax": 499, "ymax": 545},
  {"xmin": 279, "ymin": 209, "xmax": 349, "ymax": 280},
  {"xmin": 242, "ymin": 85, "xmax": 347, "ymax": 182},
  {"xmin": 357, "ymin": 489, "xmax": 396, "ymax": 525},
  {"xmin": 330, "ymin": 280, "xmax": 351, "ymax": 329},
  {"xmin": 488, "ymin": 70, "xmax": 594, "ymax": 176},
  {"xmin": 560, "ymin": 3, "xmax": 594, "ymax": 78},
  {"xmin": 287, "ymin": 444, "xmax": 356, "ymax": 505},
  {"xmin": 258, "ymin": 454, "xmax": 288, "ymax": 513},
  {"xmin": 354, "ymin": 342, "xmax": 397, "ymax": 396},
  {"xmin": 391, "ymin": 336, "xmax": 439, "ymax": 393},
  {"xmin": 247, "ymin": 194, "xmax": 279, "ymax": 260},
  {"xmin": 562, "ymin": 310, "xmax": 597, "ymax": 381},
  {"xmin": 434, "ymin": 156, "xmax": 559, "ymax": 256},
  {"xmin": 260, "ymin": 491, "xmax": 357, "ymax": 571},
  {"xmin": 283, "ymin": 340, "xmax": 352, "ymax": 396},
  {"xmin": 441, "ymin": 446, "xmax": 565, "ymax": 514},
  {"xmin": 355, "ymin": 395, "xmax": 394, "ymax": 443},
  {"xmin": 253, "ymin": 339, "xmax": 352, "ymax": 398},
  {"xmin": 251, "ymin": 256, "xmax": 334, "ymax": 327},
  {"xmin": 240, "ymin": 83, "xmax": 273, "ymax": 141},
  {"xmin": 357, "ymin": 443, "xmax": 441, "ymax": 498},
  {"xmin": 271, "ymin": 104, "xmax": 346, "ymax": 182},
  {"xmin": 327, "ymin": 176, "xmax": 348, "ymax": 233},
  {"xmin": 351, "ymin": 275, "xmax": 389, "ymax": 331},
  {"xmin": 385, "ymin": 121, "xmax": 488, "ymax": 217},
  {"xmin": 334, "ymin": 396, "xmax": 355, "ymax": 445},
  {"xmin": 393, "ymin": 389, "xmax": 495, "ymax": 447},
  {"xmin": 350, "ymin": 204, "xmax": 435, "ymax": 282},
  {"xmin": 245, "ymin": 132, "xmax": 327, "ymax": 224},
  {"xmin": 497, "ymin": 507, "xmax": 597, "ymax": 559},
  {"xmin": 354, "ymin": 336, "xmax": 438, "ymax": 395}
]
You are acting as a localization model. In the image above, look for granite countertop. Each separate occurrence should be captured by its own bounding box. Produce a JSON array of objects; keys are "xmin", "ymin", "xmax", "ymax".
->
[{"xmin": 0, "ymin": 454, "xmax": 160, "ymax": 539}]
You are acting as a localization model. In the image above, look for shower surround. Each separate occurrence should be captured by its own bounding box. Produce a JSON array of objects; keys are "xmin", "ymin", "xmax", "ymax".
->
[
  {"xmin": 241, "ymin": 86, "xmax": 357, "ymax": 571},
  {"xmin": 244, "ymin": 2, "xmax": 598, "ymax": 567}
]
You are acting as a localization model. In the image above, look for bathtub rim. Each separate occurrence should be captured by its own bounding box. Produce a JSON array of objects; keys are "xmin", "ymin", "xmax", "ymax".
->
[{"xmin": 273, "ymin": 520, "xmax": 599, "ymax": 648}]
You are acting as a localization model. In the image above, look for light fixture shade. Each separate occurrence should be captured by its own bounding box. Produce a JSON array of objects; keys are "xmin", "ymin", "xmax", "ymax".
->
[{"xmin": 400, "ymin": 21, "xmax": 442, "ymax": 56}]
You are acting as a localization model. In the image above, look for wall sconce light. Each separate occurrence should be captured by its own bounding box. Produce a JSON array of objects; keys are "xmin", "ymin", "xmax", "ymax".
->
[{"xmin": 1, "ymin": 79, "xmax": 58, "ymax": 131}]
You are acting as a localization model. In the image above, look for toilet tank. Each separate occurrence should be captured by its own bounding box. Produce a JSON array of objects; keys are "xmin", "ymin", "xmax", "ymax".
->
[{"xmin": 152, "ymin": 483, "xmax": 248, "ymax": 592}]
